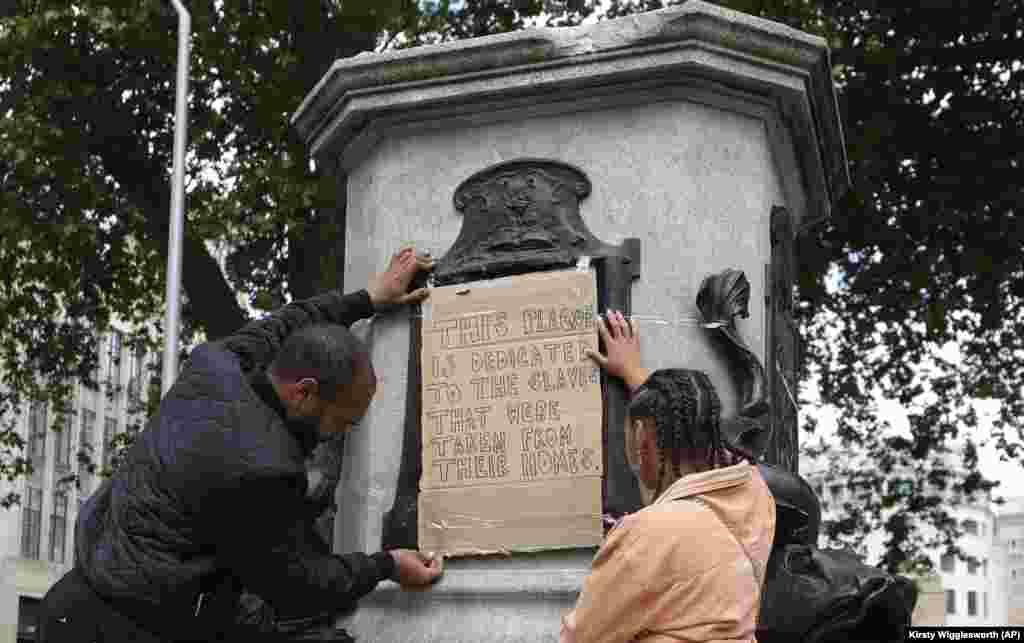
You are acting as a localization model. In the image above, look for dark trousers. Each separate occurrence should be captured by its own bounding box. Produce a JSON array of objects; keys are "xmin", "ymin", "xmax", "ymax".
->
[
  {"xmin": 38, "ymin": 568, "xmax": 346, "ymax": 643},
  {"xmin": 39, "ymin": 567, "xmax": 167, "ymax": 643}
]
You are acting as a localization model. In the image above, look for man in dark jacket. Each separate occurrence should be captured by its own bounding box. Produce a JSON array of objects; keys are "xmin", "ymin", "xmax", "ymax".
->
[{"xmin": 38, "ymin": 247, "xmax": 442, "ymax": 642}]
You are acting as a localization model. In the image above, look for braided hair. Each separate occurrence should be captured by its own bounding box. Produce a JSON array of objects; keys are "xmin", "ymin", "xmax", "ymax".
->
[{"xmin": 628, "ymin": 369, "xmax": 743, "ymax": 494}]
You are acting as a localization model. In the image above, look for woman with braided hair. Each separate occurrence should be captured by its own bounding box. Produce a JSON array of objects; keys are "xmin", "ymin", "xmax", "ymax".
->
[{"xmin": 560, "ymin": 310, "xmax": 776, "ymax": 643}]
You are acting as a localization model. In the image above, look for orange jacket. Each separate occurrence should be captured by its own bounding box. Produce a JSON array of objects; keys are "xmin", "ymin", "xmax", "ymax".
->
[{"xmin": 562, "ymin": 463, "xmax": 776, "ymax": 643}]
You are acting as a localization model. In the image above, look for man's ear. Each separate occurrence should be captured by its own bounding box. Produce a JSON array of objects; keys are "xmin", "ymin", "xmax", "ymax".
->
[{"xmin": 297, "ymin": 377, "xmax": 320, "ymax": 402}]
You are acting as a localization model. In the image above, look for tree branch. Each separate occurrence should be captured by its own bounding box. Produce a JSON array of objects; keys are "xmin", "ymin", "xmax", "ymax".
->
[{"xmin": 94, "ymin": 109, "xmax": 249, "ymax": 340}]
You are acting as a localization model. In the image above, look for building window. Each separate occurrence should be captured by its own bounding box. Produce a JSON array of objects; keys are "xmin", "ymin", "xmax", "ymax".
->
[
  {"xmin": 90, "ymin": 334, "xmax": 102, "ymax": 390},
  {"xmin": 968, "ymin": 590, "xmax": 977, "ymax": 617},
  {"xmin": 17, "ymin": 596, "xmax": 40, "ymax": 643},
  {"xmin": 53, "ymin": 414, "xmax": 73, "ymax": 473},
  {"xmin": 1014, "ymin": 570, "xmax": 1018, "ymax": 580},
  {"xmin": 941, "ymin": 553, "xmax": 955, "ymax": 573},
  {"xmin": 968, "ymin": 559, "xmax": 980, "ymax": 575},
  {"xmin": 983, "ymin": 559, "xmax": 988, "ymax": 577},
  {"xmin": 984, "ymin": 592, "xmax": 989, "ymax": 619},
  {"xmin": 27, "ymin": 402, "xmax": 47, "ymax": 465},
  {"xmin": 49, "ymin": 491, "xmax": 68, "ymax": 564},
  {"xmin": 79, "ymin": 409, "xmax": 96, "ymax": 496},
  {"xmin": 21, "ymin": 487, "xmax": 42, "ymax": 559},
  {"xmin": 963, "ymin": 520, "xmax": 979, "ymax": 536},
  {"xmin": 946, "ymin": 589, "xmax": 956, "ymax": 615},
  {"xmin": 103, "ymin": 417, "xmax": 117, "ymax": 471},
  {"xmin": 106, "ymin": 330, "xmax": 123, "ymax": 399},
  {"xmin": 128, "ymin": 344, "xmax": 147, "ymax": 406}
]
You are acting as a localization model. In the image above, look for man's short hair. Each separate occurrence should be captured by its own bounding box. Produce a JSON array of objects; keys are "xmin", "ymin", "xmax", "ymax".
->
[{"xmin": 269, "ymin": 324, "xmax": 370, "ymax": 401}]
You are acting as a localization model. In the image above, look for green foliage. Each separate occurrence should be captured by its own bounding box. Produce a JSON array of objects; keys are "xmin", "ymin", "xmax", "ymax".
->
[
  {"xmin": 793, "ymin": 0, "xmax": 1023, "ymax": 572},
  {"xmin": 0, "ymin": 0, "xmax": 415, "ymax": 495},
  {"xmin": 0, "ymin": 0, "xmax": 598, "ymax": 497},
  {"xmin": 598, "ymin": 0, "xmax": 1021, "ymax": 574},
  {"xmin": 2, "ymin": 0, "xmax": 1022, "ymax": 576}
]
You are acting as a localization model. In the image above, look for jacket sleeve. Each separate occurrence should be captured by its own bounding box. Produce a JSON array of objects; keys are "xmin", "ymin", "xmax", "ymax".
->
[
  {"xmin": 561, "ymin": 522, "xmax": 655, "ymax": 643},
  {"xmin": 221, "ymin": 290, "xmax": 375, "ymax": 373},
  {"xmin": 207, "ymin": 473, "xmax": 396, "ymax": 618}
]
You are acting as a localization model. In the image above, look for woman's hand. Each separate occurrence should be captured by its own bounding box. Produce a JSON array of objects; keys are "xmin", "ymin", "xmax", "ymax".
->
[{"xmin": 586, "ymin": 309, "xmax": 649, "ymax": 392}]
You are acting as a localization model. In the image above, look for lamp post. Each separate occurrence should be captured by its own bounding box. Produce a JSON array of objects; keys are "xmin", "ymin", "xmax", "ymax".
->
[{"xmin": 161, "ymin": 0, "xmax": 190, "ymax": 396}]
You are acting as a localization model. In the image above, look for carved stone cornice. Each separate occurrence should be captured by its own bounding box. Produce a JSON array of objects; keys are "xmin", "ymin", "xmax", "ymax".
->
[{"xmin": 291, "ymin": 1, "xmax": 848, "ymax": 218}]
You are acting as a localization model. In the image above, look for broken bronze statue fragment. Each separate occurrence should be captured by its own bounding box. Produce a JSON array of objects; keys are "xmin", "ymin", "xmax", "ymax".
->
[{"xmin": 695, "ymin": 254, "xmax": 914, "ymax": 642}]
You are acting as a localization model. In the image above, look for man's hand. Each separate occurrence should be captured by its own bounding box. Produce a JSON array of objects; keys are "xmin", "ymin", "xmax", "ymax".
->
[
  {"xmin": 585, "ymin": 309, "xmax": 649, "ymax": 392},
  {"xmin": 388, "ymin": 549, "xmax": 444, "ymax": 588},
  {"xmin": 366, "ymin": 247, "xmax": 435, "ymax": 310}
]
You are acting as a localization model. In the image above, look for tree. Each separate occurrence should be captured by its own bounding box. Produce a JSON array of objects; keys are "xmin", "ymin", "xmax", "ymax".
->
[
  {"xmin": 0, "ymin": 0, "xmax": 398, "ymax": 502},
  {"xmin": 2, "ymin": 0, "xmax": 1022, "ymax": 575},
  {"xmin": 0, "ymin": 0, "xmax": 597, "ymax": 501},
  {"xmin": 595, "ymin": 0, "xmax": 1024, "ymax": 574},
  {"xmin": 796, "ymin": 0, "xmax": 1023, "ymax": 573}
]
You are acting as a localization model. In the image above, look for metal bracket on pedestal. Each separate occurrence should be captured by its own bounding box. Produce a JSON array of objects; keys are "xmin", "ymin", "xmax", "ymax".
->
[{"xmin": 767, "ymin": 205, "xmax": 799, "ymax": 473}]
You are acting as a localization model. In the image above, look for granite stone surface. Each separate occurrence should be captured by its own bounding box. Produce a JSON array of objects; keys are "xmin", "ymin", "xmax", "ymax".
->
[
  {"xmin": 335, "ymin": 97, "xmax": 784, "ymax": 641},
  {"xmin": 292, "ymin": 3, "xmax": 847, "ymax": 640}
]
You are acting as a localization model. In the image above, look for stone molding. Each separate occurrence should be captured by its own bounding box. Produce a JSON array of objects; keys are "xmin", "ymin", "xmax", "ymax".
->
[{"xmin": 291, "ymin": 0, "xmax": 848, "ymax": 214}]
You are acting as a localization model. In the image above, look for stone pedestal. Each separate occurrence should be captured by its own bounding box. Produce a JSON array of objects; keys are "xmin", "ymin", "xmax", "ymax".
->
[
  {"xmin": 292, "ymin": 2, "xmax": 847, "ymax": 640},
  {"xmin": 336, "ymin": 550, "xmax": 592, "ymax": 642}
]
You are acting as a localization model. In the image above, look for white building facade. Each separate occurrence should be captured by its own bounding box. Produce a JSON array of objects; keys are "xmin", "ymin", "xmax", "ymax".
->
[
  {"xmin": 805, "ymin": 458, "xmax": 1012, "ymax": 627},
  {"xmin": 995, "ymin": 498, "xmax": 1024, "ymax": 625},
  {"xmin": 0, "ymin": 329, "xmax": 156, "ymax": 643},
  {"xmin": 935, "ymin": 500, "xmax": 1009, "ymax": 626}
]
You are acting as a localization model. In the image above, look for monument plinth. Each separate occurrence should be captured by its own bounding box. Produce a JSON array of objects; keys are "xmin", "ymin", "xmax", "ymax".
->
[{"xmin": 292, "ymin": 2, "xmax": 847, "ymax": 640}]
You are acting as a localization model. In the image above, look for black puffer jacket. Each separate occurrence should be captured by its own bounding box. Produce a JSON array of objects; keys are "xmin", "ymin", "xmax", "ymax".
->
[{"xmin": 74, "ymin": 290, "xmax": 395, "ymax": 641}]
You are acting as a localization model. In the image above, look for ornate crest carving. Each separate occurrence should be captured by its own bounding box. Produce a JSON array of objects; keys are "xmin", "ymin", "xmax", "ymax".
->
[{"xmin": 434, "ymin": 159, "xmax": 608, "ymax": 285}]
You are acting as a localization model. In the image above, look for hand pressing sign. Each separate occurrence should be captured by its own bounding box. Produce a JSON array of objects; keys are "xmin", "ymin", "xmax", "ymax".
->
[
  {"xmin": 388, "ymin": 549, "xmax": 444, "ymax": 588},
  {"xmin": 367, "ymin": 247, "xmax": 435, "ymax": 311},
  {"xmin": 585, "ymin": 309, "xmax": 650, "ymax": 393}
]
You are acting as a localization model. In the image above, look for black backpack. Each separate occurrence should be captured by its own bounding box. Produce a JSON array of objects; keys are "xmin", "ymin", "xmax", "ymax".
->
[{"xmin": 754, "ymin": 465, "xmax": 917, "ymax": 643}]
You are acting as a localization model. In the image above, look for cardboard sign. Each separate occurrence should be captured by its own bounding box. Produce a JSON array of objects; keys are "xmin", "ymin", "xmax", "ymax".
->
[{"xmin": 418, "ymin": 269, "xmax": 604, "ymax": 556}]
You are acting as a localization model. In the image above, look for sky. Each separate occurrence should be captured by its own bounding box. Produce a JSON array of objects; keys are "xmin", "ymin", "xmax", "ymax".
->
[
  {"xmin": 802, "ymin": 390, "xmax": 1024, "ymax": 512},
  {"xmin": 420, "ymin": 0, "xmax": 466, "ymax": 12},
  {"xmin": 799, "ymin": 273, "xmax": 1024, "ymax": 512}
]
